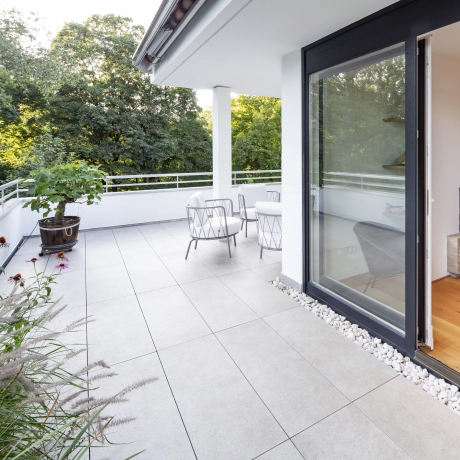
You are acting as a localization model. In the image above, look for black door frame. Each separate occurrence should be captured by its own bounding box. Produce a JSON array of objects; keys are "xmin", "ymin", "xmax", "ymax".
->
[{"xmin": 301, "ymin": 0, "xmax": 460, "ymax": 357}]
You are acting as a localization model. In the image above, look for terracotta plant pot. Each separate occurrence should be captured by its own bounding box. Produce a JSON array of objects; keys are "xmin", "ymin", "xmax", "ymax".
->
[{"xmin": 38, "ymin": 216, "xmax": 81, "ymax": 255}]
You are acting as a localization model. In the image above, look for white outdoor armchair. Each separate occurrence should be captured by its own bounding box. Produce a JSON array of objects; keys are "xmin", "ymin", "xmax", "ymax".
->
[
  {"xmin": 185, "ymin": 192, "xmax": 241, "ymax": 259},
  {"xmin": 238, "ymin": 184, "xmax": 281, "ymax": 237},
  {"xmin": 255, "ymin": 201, "xmax": 282, "ymax": 258}
]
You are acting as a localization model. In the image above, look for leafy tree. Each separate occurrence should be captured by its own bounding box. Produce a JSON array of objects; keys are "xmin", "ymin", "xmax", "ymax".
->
[
  {"xmin": 231, "ymin": 95, "xmax": 281, "ymax": 171},
  {"xmin": 0, "ymin": 9, "xmax": 49, "ymax": 181},
  {"xmin": 45, "ymin": 15, "xmax": 211, "ymax": 176}
]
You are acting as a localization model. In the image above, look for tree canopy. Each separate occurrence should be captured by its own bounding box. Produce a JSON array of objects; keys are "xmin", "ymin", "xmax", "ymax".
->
[{"xmin": 0, "ymin": 10, "xmax": 282, "ymax": 183}]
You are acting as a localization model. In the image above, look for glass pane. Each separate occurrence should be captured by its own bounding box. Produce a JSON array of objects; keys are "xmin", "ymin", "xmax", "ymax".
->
[{"xmin": 309, "ymin": 44, "xmax": 406, "ymax": 332}]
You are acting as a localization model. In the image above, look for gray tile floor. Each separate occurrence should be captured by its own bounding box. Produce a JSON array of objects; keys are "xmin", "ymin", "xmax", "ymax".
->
[{"xmin": 3, "ymin": 220, "xmax": 460, "ymax": 459}]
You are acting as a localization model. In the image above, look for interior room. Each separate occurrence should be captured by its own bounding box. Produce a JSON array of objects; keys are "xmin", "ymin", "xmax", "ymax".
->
[{"xmin": 421, "ymin": 21, "xmax": 460, "ymax": 372}]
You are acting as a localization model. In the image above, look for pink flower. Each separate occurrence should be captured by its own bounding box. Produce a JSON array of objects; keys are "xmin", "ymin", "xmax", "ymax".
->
[
  {"xmin": 8, "ymin": 273, "xmax": 25, "ymax": 285},
  {"xmin": 55, "ymin": 251, "xmax": 69, "ymax": 262},
  {"xmin": 25, "ymin": 257, "xmax": 42, "ymax": 264},
  {"xmin": 55, "ymin": 263, "xmax": 69, "ymax": 270}
]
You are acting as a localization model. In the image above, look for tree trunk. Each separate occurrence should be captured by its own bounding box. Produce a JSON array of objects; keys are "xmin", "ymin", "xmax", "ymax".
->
[{"xmin": 54, "ymin": 201, "xmax": 66, "ymax": 225}]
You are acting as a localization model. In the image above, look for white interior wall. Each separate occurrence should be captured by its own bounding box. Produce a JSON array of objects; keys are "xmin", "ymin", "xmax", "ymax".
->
[
  {"xmin": 281, "ymin": 49, "xmax": 303, "ymax": 290},
  {"xmin": 431, "ymin": 52, "xmax": 460, "ymax": 280}
]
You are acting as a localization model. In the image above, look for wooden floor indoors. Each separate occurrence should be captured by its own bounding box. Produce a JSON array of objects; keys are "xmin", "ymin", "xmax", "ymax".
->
[{"xmin": 421, "ymin": 276, "xmax": 460, "ymax": 372}]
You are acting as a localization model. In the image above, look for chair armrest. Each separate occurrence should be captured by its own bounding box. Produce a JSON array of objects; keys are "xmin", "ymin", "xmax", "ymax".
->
[{"xmin": 205, "ymin": 198, "xmax": 234, "ymax": 216}]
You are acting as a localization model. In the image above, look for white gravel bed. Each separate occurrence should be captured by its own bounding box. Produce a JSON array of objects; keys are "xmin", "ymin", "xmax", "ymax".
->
[{"xmin": 272, "ymin": 278, "xmax": 460, "ymax": 415}]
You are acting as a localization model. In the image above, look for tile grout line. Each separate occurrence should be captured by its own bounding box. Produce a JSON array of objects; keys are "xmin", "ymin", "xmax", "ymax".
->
[
  {"xmin": 350, "ymin": 375, "xmax": 416, "ymax": 460},
  {"xmin": 112, "ymin": 226, "xmax": 199, "ymax": 460},
  {"xmin": 261, "ymin": 314, "xmax": 413, "ymax": 457},
  {"xmin": 251, "ymin": 439, "xmax": 306, "ymax": 460},
  {"xmin": 261, "ymin": 315, "xmax": 353, "ymax": 403},
  {"xmin": 175, "ymin": 277, "xmax": 300, "ymax": 459},
  {"xmin": 143, "ymin": 223, "xmax": 295, "ymax": 459}
]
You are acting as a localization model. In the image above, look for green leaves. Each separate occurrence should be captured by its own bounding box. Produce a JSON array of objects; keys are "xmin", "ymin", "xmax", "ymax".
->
[
  {"xmin": 23, "ymin": 161, "xmax": 104, "ymax": 221},
  {"xmin": 231, "ymin": 95, "xmax": 281, "ymax": 171}
]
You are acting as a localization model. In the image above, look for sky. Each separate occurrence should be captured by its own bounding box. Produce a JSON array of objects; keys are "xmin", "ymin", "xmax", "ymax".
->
[{"xmin": 0, "ymin": 0, "xmax": 213, "ymax": 107}]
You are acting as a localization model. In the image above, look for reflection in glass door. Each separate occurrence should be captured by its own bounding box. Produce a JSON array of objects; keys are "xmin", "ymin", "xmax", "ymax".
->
[{"xmin": 309, "ymin": 44, "xmax": 406, "ymax": 332}]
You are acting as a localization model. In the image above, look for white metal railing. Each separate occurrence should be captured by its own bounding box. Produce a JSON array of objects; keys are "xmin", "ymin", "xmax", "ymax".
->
[
  {"xmin": 232, "ymin": 170, "xmax": 281, "ymax": 185},
  {"xmin": 0, "ymin": 170, "xmax": 282, "ymax": 212},
  {"xmin": 322, "ymin": 171, "xmax": 405, "ymax": 194},
  {"xmin": 0, "ymin": 179, "xmax": 33, "ymax": 213}
]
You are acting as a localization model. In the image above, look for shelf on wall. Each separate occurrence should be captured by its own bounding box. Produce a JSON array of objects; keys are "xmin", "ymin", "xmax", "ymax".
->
[
  {"xmin": 382, "ymin": 165, "xmax": 405, "ymax": 170},
  {"xmin": 382, "ymin": 117, "xmax": 405, "ymax": 123},
  {"xmin": 383, "ymin": 212, "xmax": 405, "ymax": 219}
]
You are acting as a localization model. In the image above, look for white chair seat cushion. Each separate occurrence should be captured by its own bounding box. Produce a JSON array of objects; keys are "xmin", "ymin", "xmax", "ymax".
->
[
  {"xmin": 255, "ymin": 201, "xmax": 282, "ymax": 215},
  {"xmin": 190, "ymin": 216, "xmax": 241, "ymax": 237},
  {"xmin": 245, "ymin": 207, "xmax": 257, "ymax": 220}
]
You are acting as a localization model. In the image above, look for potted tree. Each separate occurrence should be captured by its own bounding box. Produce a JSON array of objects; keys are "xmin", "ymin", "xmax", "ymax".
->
[{"xmin": 23, "ymin": 162, "xmax": 104, "ymax": 255}]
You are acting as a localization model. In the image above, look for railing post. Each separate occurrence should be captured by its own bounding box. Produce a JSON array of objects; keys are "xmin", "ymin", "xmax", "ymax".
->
[
  {"xmin": 105, "ymin": 177, "xmax": 108, "ymax": 194},
  {"xmin": 176, "ymin": 175, "xmax": 179, "ymax": 189},
  {"xmin": 1, "ymin": 188, "xmax": 4, "ymax": 214}
]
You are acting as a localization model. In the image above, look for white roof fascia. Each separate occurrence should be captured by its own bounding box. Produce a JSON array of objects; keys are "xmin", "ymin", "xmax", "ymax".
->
[
  {"xmin": 133, "ymin": 0, "xmax": 179, "ymax": 68},
  {"xmin": 149, "ymin": 0, "xmax": 253, "ymax": 85}
]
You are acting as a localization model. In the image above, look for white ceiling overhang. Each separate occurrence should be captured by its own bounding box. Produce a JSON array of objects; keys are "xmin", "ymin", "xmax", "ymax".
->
[{"xmin": 139, "ymin": 0, "xmax": 399, "ymax": 97}]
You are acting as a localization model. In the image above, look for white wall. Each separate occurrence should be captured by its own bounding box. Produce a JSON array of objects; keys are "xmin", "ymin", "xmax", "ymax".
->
[
  {"xmin": 321, "ymin": 188, "xmax": 405, "ymax": 232},
  {"xmin": 281, "ymin": 49, "xmax": 303, "ymax": 290},
  {"xmin": 0, "ymin": 184, "xmax": 281, "ymax": 266},
  {"xmin": 431, "ymin": 53, "xmax": 460, "ymax": 280}
]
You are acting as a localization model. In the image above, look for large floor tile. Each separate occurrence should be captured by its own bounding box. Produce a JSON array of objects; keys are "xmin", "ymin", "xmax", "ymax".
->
[
  {"xmin": 195, "ymin": 251, "xmax": 248, "ymax": 276},
  {"xmin": 45, "ymin": 247, "xmax": 86, "ymax": 274},
  {"xmin": 0, "ymin": 255, "xmax": 49, "ymax": 292},
  {"xmin": 116, "ymin": 238, "xmax": 160, "ymax": 263},
  {"xmin": 87, "ymin": 295, "xmax": 155, "ymax": 365},
  {"xmin": 217, "ymin": 320, "xmax": 349, "ymax": 436},
  {"xmin": 137, "ymin": 223, "xmax": 171, "ymax": 238},
  {"xmin": 264, "ymin": 308, "xmax": 397, "ymax": 401},
  {"xmin": 83, "ymin": 228, "xmax": 114, "ymax": 242},
  {"xmin": 354, "ymin": 376, "xmax": 460, "ymax": 459},
  {"xmin": 251, "ymin": 263, "xmax": 282, "ymax": 282},
  {"xmin": 160, "ymin": 252, "xmax": 214, "ymax": 284},
  {"xmin": 51, "ymin": 268, "xmax": 87, "ymax": 309},
  {"xmin": 138, "ymin": 286, "xmax": 211, "ymax": 350},
  {"xmin": 125, "ymin": 258, "xmax": 177, "ymax": 293},
  {"xmin": 85, "ymin": 242, "xmax": 123, "ymax": 268},
  {"xmin": 49, "ymin": 303, "xmax": 87, "ymax": 333},
  {"xmin": 237, "ymin": 253, "xmax": 278, "ymax": 269},
  {"xmin": 161, "ymin": 220, "xmax": 189, "ymax": 235},
  {"xmin": 292, "ymin": 404, "xmax": 410, "ymax": 460},
  {"xmin": 112, "ymin": 225, "xmax": 144, "ymax": 241},
  {"xmin": 256, "ymin": 441, "xmax": 304, "ymax": 460},
  {"xmin": 160, "ymin": 335, "xmax": 287, "ymax": 460},
  {"xmin": 217, "ymin": 241, "xmax": 259, "ymax": 259},
  {"xmin": 58, "ymin": 329, "xmax": 88, "ymax": 375},
  {"xmin": 146, "ymin": 235, "xmax": 187, "ymax": 257},
  {"xmin": 181, "ymin": 277, "xmax": 258, "ymax": 332},
  {"xmin": 86, "ymin": 263, "xmax": 134, "ymax": 304},
  {"xmin": 90, "ymin": 354, "xmax": 195, "ymax": 460},
  {"xmin": 13, "ymin": 236, "xmax": 44, "ymax": 256},
  {"xmin": 219, "ymin": 270, "xmax": 297, "ymax": 317}
]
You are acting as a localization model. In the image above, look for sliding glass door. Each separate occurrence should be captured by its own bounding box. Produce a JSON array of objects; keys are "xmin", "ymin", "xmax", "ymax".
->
[{"xmin": 309, "ymin": 44, "xmax": 407, "ymax": 332}]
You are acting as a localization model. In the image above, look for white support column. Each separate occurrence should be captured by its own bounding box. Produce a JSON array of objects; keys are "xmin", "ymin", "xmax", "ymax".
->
[
  {"xmin": 212, "ymin": 86, "xmax": 232, "ymax": 200},
  {"xmin": 281, "ymin": 49, "xmax": 303, "ymax": 291}
]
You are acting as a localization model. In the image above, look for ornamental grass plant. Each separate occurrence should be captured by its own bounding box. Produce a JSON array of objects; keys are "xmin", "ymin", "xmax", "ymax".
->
[{"xmin": 0, "ymin": 239, "xmax": 155, "ymax": 459}]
